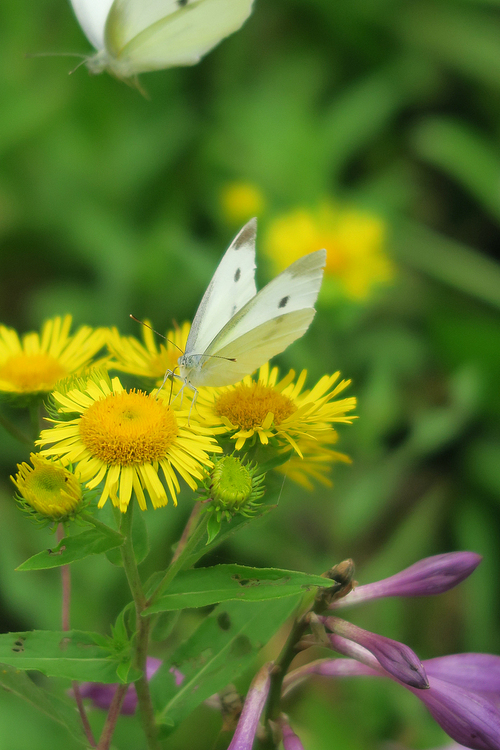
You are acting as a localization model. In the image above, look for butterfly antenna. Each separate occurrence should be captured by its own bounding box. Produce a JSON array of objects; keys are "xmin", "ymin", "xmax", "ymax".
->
[{"xmin": 130, "ymin": 315, "xmax": 184, "ymax": 353}]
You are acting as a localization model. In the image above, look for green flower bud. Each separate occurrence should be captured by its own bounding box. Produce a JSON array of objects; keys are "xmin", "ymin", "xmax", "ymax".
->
[{"xmin": 12, "ymin": 453, "xmax": 83, "ymax": 524}]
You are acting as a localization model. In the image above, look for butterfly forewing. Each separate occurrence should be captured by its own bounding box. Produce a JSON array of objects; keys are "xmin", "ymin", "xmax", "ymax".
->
[
  {"xmin": 108, "ymin": 0, "xmax": 254, "ymax": 69},
  {"xmin": 184, "ymin": 218, "xmax": 257, "ymax": 357},
  {"xmin": 205, "ymin": 249, "xmax": 326, "ymax": 352}
]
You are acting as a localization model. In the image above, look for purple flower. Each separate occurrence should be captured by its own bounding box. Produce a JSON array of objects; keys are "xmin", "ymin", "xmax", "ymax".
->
[
  {"xmin": 227, "ymin": 663, "xmax": 272, "ymax": 750},
  {"xmin": 78, "ymin": 657, "xmax": 161, "ymax": 715},
  {"xmin": 331, "ymin": 553, "xmax": 482, "ymax": 609},
  {"xmin": 284, "ymin": 647, "xmax": 500, "ymax": 750}
]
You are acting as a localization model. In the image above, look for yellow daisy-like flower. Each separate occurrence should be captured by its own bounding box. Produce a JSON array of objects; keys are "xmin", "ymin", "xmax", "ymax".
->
[
  {"xmin": 0, "ymin": 316, "xmax": 106, "ymax": 397},
  {"xmin": 194, "ymin": 362, "xmax": 356, "ymax": 454},
  {"xmin": 265, "ymin": 202, "xmax": 393, "ymax": 301},
  {"xmin": 220, "ymin": 181, "xmax": 266, "ymax": 225},
  {"xmin": 12, "ymin": 453, "xmax": 83, "ymax": 521},
  {"xmin": 274, "ymin": 434, "xmax": 352, "ymax": 490},
  {"xmin": 37, "ymin": 374, "xmax": 221, "ymax": 512},
  {"xmin": 107, "ymin": 321, "xmax": 190, "ymax": 385}
]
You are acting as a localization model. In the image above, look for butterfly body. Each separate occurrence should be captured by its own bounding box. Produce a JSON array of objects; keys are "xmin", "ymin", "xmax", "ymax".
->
[
  {"xmin": 69, "ymin": 0, "xmax": 255, "ymax": 78},
  {"xmin": 177, "ymin": 219, "xmax": 326, "ymax": 389}
]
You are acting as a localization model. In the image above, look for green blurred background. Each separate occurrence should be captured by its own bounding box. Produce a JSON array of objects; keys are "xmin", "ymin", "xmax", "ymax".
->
[{"xmin": 1, "ymin": 0, "xmax": 500, "ymax": 748}]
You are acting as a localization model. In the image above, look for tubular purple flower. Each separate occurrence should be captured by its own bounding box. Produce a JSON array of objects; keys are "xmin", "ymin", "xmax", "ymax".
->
[
  {"xmin": 423, "ymin": 654, "xmax": 500, "ymax": 693},
  {"xmin": 331, "ymin": 553, "xmax": 482, "ymax": 610},
  {"xmin": 283, "ymin": 646, "xmax": 500, "ymax": 750},
  {"xmin": 281, "ymin": 720, "xmax": 305, "ymax": 750},
  {"xmin": 228, "ymin": 662, "xmax": 272, "ymax": 750},
  {"xmin": 324, "ymin": 616, "xmax": 429, "ymax": 689},
  {"xmin": 78, "ymin": 657, "xmax": 161, "ymax": 715}
]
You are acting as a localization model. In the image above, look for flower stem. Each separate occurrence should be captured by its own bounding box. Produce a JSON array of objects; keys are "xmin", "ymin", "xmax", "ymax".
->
[
  {"xmin": 96, "ymin": 684, "xmax": 129, "ymax": 750},
  {"xmin": 120, "ymin": 503, "xmax": 160, "ymax": 750},
  {"xmin": 57, "ymin": 524, "xmax": 96, "ymax": 748},
  {"xmin": 146, "ymin": 511, "xmax": 208, "ymax": 608},
  {"xmin": 0, "ymin": 410, "xmax": 32, "ymax": 445}
]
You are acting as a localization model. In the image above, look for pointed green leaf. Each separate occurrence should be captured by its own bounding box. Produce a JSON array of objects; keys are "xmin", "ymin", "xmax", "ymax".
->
[
  {"xmin": 16, "ymin": 526, "xmax": 124, "ymax": 571},
  {"xmin": 0, "ymin": 630, "xmax": 140, "ymax": 683},
  {"xmin": 144, "ymin": 564, "xmax": 333, "ymax": 614},
  {"xmin": 0, "ymin": 662, "xmax": 87, "ymax": 746},
  {"xmin": 151, "ymin": 597, "xmax": 299, "ymax": 732}
]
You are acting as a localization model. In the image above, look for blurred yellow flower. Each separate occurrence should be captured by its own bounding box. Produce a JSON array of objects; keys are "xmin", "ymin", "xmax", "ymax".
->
[
  {"xmin": 220, "ymin": 181, "xmax": 266, "ymax": 225},
  {"xmin": 38, "ymin": 373, "xmax": 221, "ymax": 512},
  {"xmin": 0, "ymin": 315, "xmax": 106, "ymax": 397},
  {"xmin": 107, "ymin": 321, "xmax": 190, "ymax": 386},
  {"xmin": 265, "ymin": 202, "xmax": 393, "ymax": 300},
  {"xmin": 12, "ymin": 453, "xmax": 83, "ymax": 521},
  {"xmin": 194, "ymin": 362, "xmax": 356, "ymax": 455},
  {"xmin": 274, "ymin": 434, "xmax": 351, "ymax": 490}
]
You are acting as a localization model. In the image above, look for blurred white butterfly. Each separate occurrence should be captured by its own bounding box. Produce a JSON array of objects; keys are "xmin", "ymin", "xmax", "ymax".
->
[
  {"xmin": 176, "ymin": 218, "xmax": 326, "ymax": 390},
  {"xmin": 69, "ymin": 0, "xmax": 255, "ymax": 78}
]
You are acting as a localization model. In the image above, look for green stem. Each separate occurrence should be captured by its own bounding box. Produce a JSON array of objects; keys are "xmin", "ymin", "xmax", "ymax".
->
[
  {"xmin": 261, "ymin": 592, "xmax": 320, "ymax": 748},
  {"xmin": 0, "ymin": 410, "xmax": 32, "ymax": 446},
  {"xmin": 81, "ymin": 511, "xmax": 124, "ymax": 538},
  {"xmin": 119, "ymin": 504, "xmax": 160, "ymax": 750},
  {"xmin": 146, "ymin": 512, "xmax": 208, "ymax": 608},
  {"xmin": 28, "ymin": 400, "xmax": 42, "ymax": 442}
]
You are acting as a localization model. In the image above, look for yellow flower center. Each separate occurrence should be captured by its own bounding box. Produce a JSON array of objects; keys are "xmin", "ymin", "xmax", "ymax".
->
[
  {"xmin": 0, "ymin": 353, "xmax": 67, "ymax": 392},
  {"xmin": 79, "ymin": 390, "xmax": 178, "ymax": 465},
  {"xmin": 215, "ymin": 383, "xmax": 296, "ymax": 430}
]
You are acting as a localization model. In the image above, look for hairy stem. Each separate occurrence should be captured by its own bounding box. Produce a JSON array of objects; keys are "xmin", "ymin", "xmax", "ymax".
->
[
  {"xmin": 120, "ymin": 503, "xmax": 160, "ymax": 750},
  {"xmin": 96, "ymin": 684, "xmax": 129, "ymax": 750},
  {"xmin": 146, "ymin": 511, "xmax": 208, "ymax": 608},
  {"xmin": 57, "ymin": 524, "xmax": 96, "ymax": 747}
]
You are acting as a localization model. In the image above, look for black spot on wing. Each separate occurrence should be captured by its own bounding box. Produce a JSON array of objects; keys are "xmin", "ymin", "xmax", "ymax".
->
[
  {"xmin": 234, "ymin": 268, "xmax": 241, "ymax": 282},
  {"xmin": 278, "ymin": 295, "xmax": 290, "ymax": 308},
  {"xmin": 178, "ymin": 0, "xmax": 188, "ymax": 6}
]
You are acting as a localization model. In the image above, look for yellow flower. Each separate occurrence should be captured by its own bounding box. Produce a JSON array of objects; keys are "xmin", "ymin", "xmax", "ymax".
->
[
  {"xmin": 0, "ymin": 316, "xmax": 106, "ymax": 397},
  {"xmin": 274, "ymin": 434, "xmax": 352, "ymax": 490},
  {"xmin": 12, "ymin": 453, "xmax": 83, "ymax": 521},
  {"xmin": 37, "ymin": 373, "xmax": 221, "ymax": 512},
  {"xmin": 107, "ymin": 322, "xmax": 190, "ymax": 386},
  {"xmin": 194, "ymin": 362, "xmax": 356, "ymax": 454},
  {"xmin": 265, "ymin": 202, "xmax": 393, "ymax": 301},
  {"xmin": 220, "ymin": 182, "xmax": 266, "ymax": 225}
]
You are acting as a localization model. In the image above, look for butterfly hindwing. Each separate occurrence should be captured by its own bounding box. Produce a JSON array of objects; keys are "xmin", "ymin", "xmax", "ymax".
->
[
  {"xmin": 183, "ymin": 218, "xmax": 257, "ymax": 357},
  {"xmin": 192, "ymin": 309, "xmax": 316, "ymax": 386}
]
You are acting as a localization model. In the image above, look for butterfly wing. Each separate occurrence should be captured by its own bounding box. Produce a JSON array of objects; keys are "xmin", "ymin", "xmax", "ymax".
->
[
  {"xmin": 184, "ymin": 218, "xmax": 257, "ymax": 358},
  {"xmin": 70, "ymin": 0, "xmax": 115, "ymax": 51},
  {"xmin": 187, "ymin": 249, "xmax": 326, "ymax": 386},
  {"xmin": 105, "ymin": 0, "xmax": 254, "ymax": 72}
]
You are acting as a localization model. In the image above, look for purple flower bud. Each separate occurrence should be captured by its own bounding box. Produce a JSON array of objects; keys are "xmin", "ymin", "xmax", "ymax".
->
[
  {"xmin": 281, "ymin": 721, "xmax": 305, "ymax": 750},
  {"xmin": 325, "ymin": 617, "xmax": 429, "ymax": 689},
  {"xmin": 228, "ymin": 663, "xmax": 272, "ymax": 750},
  {"xmin": 77, "ymin": 657, "xmax": 161, "ymax": 715},
  {"xmin": 331, "ymin": 553, "xmax": 482, "ymax": 609}
]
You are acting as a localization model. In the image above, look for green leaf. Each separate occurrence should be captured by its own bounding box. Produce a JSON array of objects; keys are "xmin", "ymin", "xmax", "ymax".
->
[
  {"xmin": 0, "ymin": 630, "xmax": 140, "ymax": 683},
  {"xmin": 144, "ymin": 564, "xmax": 333, "ymax": 614},
  {"xmin": 0, "ymin": 663, "xmax": 88, "ymax": 746},
  {"xmin": 16, "ymin": 526, "xmax": 124, "ymax": 571},
  {"xmin": 151, "ymin": 597, "xmax": 300, "ymax": 732}
]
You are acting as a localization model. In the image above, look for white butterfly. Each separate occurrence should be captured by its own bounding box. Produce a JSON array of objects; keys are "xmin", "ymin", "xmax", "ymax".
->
[
  {"xmin": 177, "ymin": 218, "xmax": 326, "ymax": 389},
  {"xmin": 69, "ymin": 0, "xmax": 255, "ymax": 78}
]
